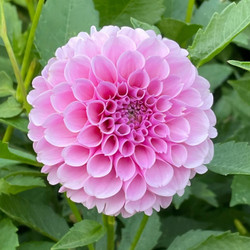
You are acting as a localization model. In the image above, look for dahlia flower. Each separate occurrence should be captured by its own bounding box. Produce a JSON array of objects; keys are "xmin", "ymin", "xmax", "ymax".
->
[{"xmin": 28, "ymin": 26, "xmax": 217, "ymax": 217}]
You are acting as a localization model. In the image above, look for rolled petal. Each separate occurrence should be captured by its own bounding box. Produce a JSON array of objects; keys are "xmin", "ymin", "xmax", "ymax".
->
[
  {"xmin": 62, "ymin": 145, "xmax": 90, "ymax": 167},
  {"xmin": 144, "ymin": 159, "xmax": 173, "ymax": 187},
  {"xmin": 133, "ymin": 144, "xmax": 156, "ymax": 169},
  {"xmin": 78, "ymin": 125, "xmax": 103, "ymax": 147}
]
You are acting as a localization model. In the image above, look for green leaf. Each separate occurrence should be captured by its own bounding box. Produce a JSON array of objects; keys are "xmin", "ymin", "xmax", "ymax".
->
[
  {"xmin": 157, "ymin": 18, "xmax": 201, "ymax": 46},
  {"xmin": 0, "ymin": 57, "xmax": 15, "ymax": 81},
  {"xmin": 188, "ymin": 0, "xmax": 250, "ymax": 67},
  {"xmin": 168, "ymin": 230, "xmax": 224, "ymax": 250},
  {"xmin": 192, "ymin": 0, "xmax": 230, "ymax": 27},
  {"xmin": 158, "ymin": 216, "xmax": 209, "ymax": 248},
  {"xmin": 163, "ymin": 0, "xmax": 189, "ymax": 21},
  {"xmin": 230, "ymin": 175, "xmax": 250, "ymax": 206},
  {"xmin": 0, "ymin": 96, "xmax": 22, "ymax": 118},
  {"xmin": 35, "ymin": 0, "xmax": 99, "ymax": 66},
  {"xmin": 0, "ymin": 194, "xmax": 69, "ymax": 241},
  {"xmin": 0, "ymin": 141, "xmax": 39, "ymax": 166},
  {"xmin": 191, "ymin": 180, "xmax": 218, "ymax": 207},
  {"xmin": 0, "ymin": 116, "xmax": 28, "ymax": 133},
  {"xmin": 194, "ymin": 232, "xmax": 250, "ymax": 250},
  {"xmin": 119, "ymin": 212, "xmax": 161, "ymax": 250},
  {"xmin": 0, "ymin": 218, "xmax": 19, "ymax": 250},
  {"xmin": 93, "ymin": 0, "xmax": 165, "ymax": 27},
  {"xmin": 198, "ymin": 63, "xmax": 233, "ymax": 92},
  {"xmin": 208, "ymin": 141, "xmax": 250, "ymax": 176},
  {"xmin": 18, "ymin": 241, "xmax": 54, "ymax": 250},
  {"xmin": 233, "ymin": 25, "xmax": 250, "ymax": 50},
  {"xmin": 228, "ymin": 60, "xmax": 250, "ymax": 71},
  {"xmin": 173, "ymin": 186, "xmax": 191, "ymax": 209},
  {"xmin": 52, "ymin": 220, "xmax": 106, "ymax": 249},
  {"xmin": 0, "ymin": 2, "xmax": 21, "ymax": 45},
  {"xmin": 0, "ymin": 71, "xmax": 15, "ymax": 97},
  {"xmin": 130, "ymin": 17, "xmax": 161, "ymax": 35},
  {"xmin": 228, "ymin": 78, "xmax": 250, "ymax": 105},
  {"xmin": 0, "ymin": 175, "xmax": 45, "ymax": 195}
]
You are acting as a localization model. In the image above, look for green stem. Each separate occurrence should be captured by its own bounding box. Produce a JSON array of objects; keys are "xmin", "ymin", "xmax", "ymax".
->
[
  {"xmin": 25, "ymin": 0, "xmax": 35, "ymax": 21},
  {"xmin": 0, "ymin": 0, "xmax": 30, "ymax": 112},
  {"xmin": 24, "ymin": 58, "xmax": 37, "ymax": 90},
  {"xmin": 130, "ymin": 214, "xmax": 149, "ymax": 250},
  {"xmin": 103, "ymin": 214, "xmax": 115, "ymax": 250},
  {"xmin": 234, "ymin": 219, "xmax": 248, "ymax": 235},
  {"xmin": 66, "ymin": 196, "xmax": 95, "ymax": 250},
  {"xmin": 21, "ymin": 0, "xmax": 44, "ymax": 80},
  {"xmin": 2, "ymin": 126, "xmax": 14, "ymax": 143},
  {"xmin": 66, "ymin": 196, "xmax": 82, "ymax": 222},
  {"xmin": 185, "ymin": 0, "xmax": 195, "ymax": 23}
]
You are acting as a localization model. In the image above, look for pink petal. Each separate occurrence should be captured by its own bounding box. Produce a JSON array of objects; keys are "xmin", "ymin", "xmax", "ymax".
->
[
  {"xmin": 28, "ymin": 122, "xmax": 44, "ymax": 142},
  {"xmin": 44, "ymin": 114, "xmax": 77, "ymax": 147},
  {"xmin": 128, "ymin": 69, "xmax": 150, "ymax": 89},
  {"xmin": 117, "ymin": 82, "xmax": 128, "ymax": 97},
  {"xmin": 75, "ymin": 38, "xmax": 99, "ymax": 58},
  {"xmin": 57, "ymin": 164, "xmax": 88, "ymax": 189},
  {"xmin": 117, "ymin": 50, "xmax": 145, "ymax": 80},
  {"xmin": 147, "ymin": 80, "xmax": 163, "ymax": 96},
  {"xmin": 105, "ymin": 100, "xmax": 117, "ymax": 114},
  {"xmin": 72, "ymin": 79, "xmax": 95, "ymax": 102},
  {"xmin": 184, "ymin": 140, "xmax": 210, "ymax": 168},
  {"xmin": 162, "ymin": 76, "xmax": 184, "ymax": 98},
  {"xmin": 102, "ymin": 190, "xmax": 125, "ymax": 215},
  {"xmin": 144, "ymin": 159, "xmax": 173, "ymax": 187},
  {"xmin": 35, "ymin": 139, "xmax": 63, "ymax": 165},
  {"xmin": 147, "ymin": 137, "xmax": 168, "ymax": 153},
  {"xmin": 115, "ymin": 156, "xmax": 136, "ymax": 181},
  {"xmin": 150, "ymin": 123, "xmax": 169, "ymax": 138},
  {"xmin": 101, "ymin": 134, "xmax": 119, "ymax": 156},
  {"xmin": 125, "ymin": 191, "xmax": 156, "ymax": 214},
  {"xmin": 63, "ymin": 101, "xmax": 87, "ymax": 132},
  {"xmin": 137, "ymin": 37, "xmax": 169, "ymax": 58},
  {"xmin": 169, "ymin": 144, "xmax": 187, "ymax": 167},
  {"xmin": 50, "ymin": 83, "xmax": 75, "ymax": 112},
  {"xmin": 133, "ymin": 144, "xmax": 156, "ymax": 169},
  {"xmin": 176, "ymin": 88, "xmax": 203, "ymax": 107},
  {"xmin": 102, "ymin": 35, "xmax": 136, "ymax": 63},
  {"xmin": 155, "ymin": 95, "xmax": 172, "ymax": 112},
  {"xmin": 145, "ymin": 56, "xmax": 170, "ymax": 80},
  {"xmin": 87, "ymin": 153, "xmax": 112, "ymax": 177},
  {"xmin": 92, "ymin": 55, "xmax": 117, "ymax": 83},
  {"xmin": 96, "ymin": 81, "xmax": 116, "ymax": 100},
  {"xmin": 167, "ymin": 117, "xmax": 190, "ymax": 143},
  {"xmin": 99, "ymin": 117, "xmax": 115, "ymax": 134},
  {"xmin": 119, "ymin": 139, "xmax": 135, "ymax": 157},
  {"xmin": 47, "ymin": 60, "xmax": 67, "ymax": 86},
  {"xmin": 85, "ymin": 169, "xmax": 122, "ymax": 198},
  {"xmin": 86, "ymin": 100, "xmax": 105, "ymax": 125},
  {"xmin": 78, "ymin": 125, "xmax": 103, "ymax": 147},
  {"xmin": 29, "ymin": 91, "xmax": 55, "ymax": 126},
  {"xmin": 125, "ymin": 174, "xmax": 147, "ymax": 201},
  {"xmin": 64, "ymin": 56, "xmax": 91, "ymax": 83},
  {"xmin": 62, "ymin": 145, "xmax": 90, "ymax": 167},
  {"xmin": 185, "ymin": 110, "xmax": 209, "ymax": 145}
]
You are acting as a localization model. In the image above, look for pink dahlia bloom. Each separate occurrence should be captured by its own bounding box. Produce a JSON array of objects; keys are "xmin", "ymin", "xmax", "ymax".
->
[{"xmin": 28, "ymin": 26, "xmax": 217, "ymax": 217}]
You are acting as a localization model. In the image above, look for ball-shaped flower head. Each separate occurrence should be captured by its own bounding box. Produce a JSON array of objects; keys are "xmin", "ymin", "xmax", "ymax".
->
[{"xmin": 28, "ymin": 26, "xmax": 217, "ymax": 217}]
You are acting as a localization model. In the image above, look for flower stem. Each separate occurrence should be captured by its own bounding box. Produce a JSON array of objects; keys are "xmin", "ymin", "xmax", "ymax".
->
[
  {"xmin": 25, "ymin": 0, "xmax": 35, "ymax": 21},
  {"xmin": 65, "ymin": 196, "xmax": 95, "ymax": 250},
  {"xmin": 0, "ymin": 0, "xmax": 30, "ymax": 113},
  {"xmin": 21, "ymin": 0, "xmax": 44, "ymax": 80},
  {"xmin": 185, "ymin": 0, "xmax": 195, "ymax": 23},
  {"xmin": 103, "ymin": 214, "xmax": 115, "ymax": 250},
  {"xmin": 2, "ymin": 126, "xmax": 14, "ymax": 143},
  {"xmin": 24, "ymin": 58, "xmax": 37, "ymax": 90},
  {"xmin": 66, "ymin": 196, "xmax": 82, "ymax": 222},
  {"xmin": 234, "ymin": 219, "xmax": 248, "ymax": 235},
  {"xmin": 130, "ymin": 214, "xmax": 149, "ymax": 250}
]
